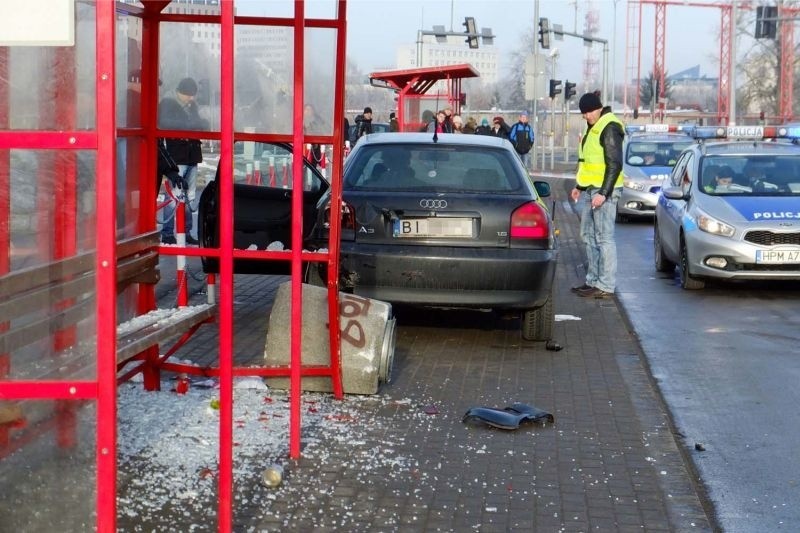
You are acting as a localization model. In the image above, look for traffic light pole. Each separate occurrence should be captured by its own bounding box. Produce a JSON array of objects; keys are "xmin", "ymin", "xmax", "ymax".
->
[
  {"xmin": 532, "ymin": 0, "xmax": 540, "ymax": 173},
  {"xmin": 550, "ymin": 28, "xmax": 609, "ymax": 101}
]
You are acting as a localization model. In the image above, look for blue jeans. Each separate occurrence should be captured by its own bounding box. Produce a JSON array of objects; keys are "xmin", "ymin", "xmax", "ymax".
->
[
  {"xmin": 161, "ymin": 164, "xmax": 198, "ymax": 239},
  {"xmin": 520, "ymin": 152, "xmax": 531, "ymax": 171},
  {"xmin": 576, "ymin": 188, "xmax": 621, "ymax": 293}
]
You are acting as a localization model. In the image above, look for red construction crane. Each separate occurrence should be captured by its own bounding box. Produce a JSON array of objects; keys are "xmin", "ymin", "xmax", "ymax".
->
[{"xmin": 625, "ymin": 0, "xmax": 736, "ymax": 124}]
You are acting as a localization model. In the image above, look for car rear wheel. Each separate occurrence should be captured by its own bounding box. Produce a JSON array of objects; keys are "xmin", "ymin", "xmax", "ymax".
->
[
  {"xmin": 522, "ymin": 289, "xmax": 554, "ymax": 341},
  {"xmin": 679, "ymin": 237, "xmax": 705, "ymax": 290},
  {"xmin": 653, "ymin": 221, "xmax": 676, "ymax": 273}
]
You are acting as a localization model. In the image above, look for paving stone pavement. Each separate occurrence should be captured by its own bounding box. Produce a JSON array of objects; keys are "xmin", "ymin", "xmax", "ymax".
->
[{"xmin": 118, "ymin": 179, "xmax": 714, "ymax": 532}]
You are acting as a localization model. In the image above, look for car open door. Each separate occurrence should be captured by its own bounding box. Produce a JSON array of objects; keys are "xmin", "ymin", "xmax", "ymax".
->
[{"xmin": 198, "ymin": 142, "xmax": 328, "ymax": 275}]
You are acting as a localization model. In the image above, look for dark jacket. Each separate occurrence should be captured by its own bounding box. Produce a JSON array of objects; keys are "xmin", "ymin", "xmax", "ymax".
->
[
  {"xmin": 490, "ymin": 121, "xmax": 510, "ymax": 139},
  {"xmin": 584, "ymin": 107, "xmax": 624, "ymax": 198},
  {"xmin": 355, "ymin": 116, "xmax": 373, "ymax": 140},
  {"xmin": 508, "ymin": 121, "xmax": 534, "ymax": 155},
  {"xmin": 158, "ymin": 96, "xmax": 209, "ymax": 164},
  {"xmin": 389, "ymin": 118, "xmax": 399, "ymax": 132}
]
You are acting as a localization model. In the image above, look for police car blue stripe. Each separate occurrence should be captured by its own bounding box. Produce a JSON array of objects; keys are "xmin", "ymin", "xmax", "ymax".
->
[{"xmin": 724, "ymin": 197, "xmax": 800, "ymax": 221}]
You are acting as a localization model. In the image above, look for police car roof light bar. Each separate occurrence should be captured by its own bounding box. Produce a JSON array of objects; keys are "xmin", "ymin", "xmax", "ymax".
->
[{"xmin": 624, "ymin": 124, "xmax": 693, "ymax": 135}]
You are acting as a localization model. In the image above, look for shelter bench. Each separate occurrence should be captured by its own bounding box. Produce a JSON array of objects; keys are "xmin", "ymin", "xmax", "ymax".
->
[{"xmin": 0, "ymin": 231, "xmax": 216, "ymax": 438}]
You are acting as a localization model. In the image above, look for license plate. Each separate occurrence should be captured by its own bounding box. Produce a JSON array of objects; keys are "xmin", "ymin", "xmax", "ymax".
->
[
  {"xmin": 393, "ymin": 217, "xmax": 473, "ymax": 238},
  {"xmin": 755, "ymin": 249, "xmax": 800, "ymax": 264}
]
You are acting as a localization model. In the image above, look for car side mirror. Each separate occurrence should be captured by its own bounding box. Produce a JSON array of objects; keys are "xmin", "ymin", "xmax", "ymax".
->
[
  {"xmin": 662, "ymin": 185, "xmax": 687, "ymax": 200},
  {"xmin": 533, "ymin": 180, "xmax": 551, "ymax": 198}
]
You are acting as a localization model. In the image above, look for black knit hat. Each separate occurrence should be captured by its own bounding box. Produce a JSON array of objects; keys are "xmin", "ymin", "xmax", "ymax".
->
[
  {"xmin": 363, "ymin": 106, "xmax": 373, "ymax": 114},
  {"xmin": 578, "ymin": 92, "xmax": 603, "ymax": 113},
  {"xmin": 177, "ymin": 77, "xmax": 198, "ymax": 96}
]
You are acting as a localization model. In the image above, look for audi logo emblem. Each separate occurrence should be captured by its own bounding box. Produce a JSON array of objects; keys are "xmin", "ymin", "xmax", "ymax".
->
[{"xmin": 419, "ymin": 199, "xmax": 448, "ymax": 209}]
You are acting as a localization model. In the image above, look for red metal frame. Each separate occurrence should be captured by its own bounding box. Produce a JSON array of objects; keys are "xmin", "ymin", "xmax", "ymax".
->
[
  {"xmin": 368, "ymin": 64, "xmax": 479, "ymax": 131},
  {"xmin": 628, "ymin": 0, "xmax": 735, "ymax": 124},
  {"xmin": 0, "ymin": 1, "xmax": 349, "ymax": 531},
  {"xmin": 779, "ymin": 5, "xmax": 796, "ymax": 122}
]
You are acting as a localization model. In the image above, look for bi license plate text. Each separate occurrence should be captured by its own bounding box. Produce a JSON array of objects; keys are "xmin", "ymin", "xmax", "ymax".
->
[{"xmin": 393, "ymin": 218, "xmax": 472, "ymax": 238}]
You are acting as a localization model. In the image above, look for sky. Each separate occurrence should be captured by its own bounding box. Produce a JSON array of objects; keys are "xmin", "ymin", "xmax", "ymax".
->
[
  {"xmin": 340, "ymin": 0, "xmax": 723, "ymax": 85},
  {"xmin": 237, "ymin": 0, "xmax": 726, "ymax": 89}
]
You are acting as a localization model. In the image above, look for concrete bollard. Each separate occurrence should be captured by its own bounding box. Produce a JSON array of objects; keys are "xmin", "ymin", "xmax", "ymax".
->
[{"xmin": 264, "ymin": 282, "xmax": 396, "ymax": 395}]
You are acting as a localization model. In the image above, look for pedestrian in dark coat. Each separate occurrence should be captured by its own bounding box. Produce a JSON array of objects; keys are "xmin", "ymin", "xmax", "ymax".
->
[{"xmin": 355, "ymin": 106, "xmax": 373, "ymax": 142}]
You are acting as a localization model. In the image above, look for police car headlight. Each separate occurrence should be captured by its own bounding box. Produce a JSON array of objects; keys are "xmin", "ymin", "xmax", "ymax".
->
[
  {"xmin": 697, "ymin": 210, "xmax": 735, "ymax": 237},
  {"xmin": 623, "ymin": 180, "xmax": 646, "ymax": 191}
]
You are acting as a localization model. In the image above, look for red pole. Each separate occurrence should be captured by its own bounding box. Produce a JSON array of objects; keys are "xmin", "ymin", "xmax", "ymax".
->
[
  {"xmin": 175, "ymin": 194, "xmax": 188, "ymax": 307},
  {"xmin": 0, "ymin": 49, "xmax": 10, "ymax": 424},
  {"xmin": 218, "ymin": 1, "xmax": 235, "ymax": 530},
  {"xmin": 289, "ymin": 0, "xmax": 307, "ymax": 460},
  {"xmin": 253, "ymin": 160, "xmax": 262, "ymax": 185},
  {"xmin": 139, "ymin": 0, "xmax": 162, "ymax": 392},
  {"xmin": 327, "ymin": 0, "xmax": 348, "ymax": 400},
  {"xmin": 95, "ymin": 2, "xmax": 118, "ymax": 531},
  {"xmin": 268, "ymin": 156, "xmax": 276, "ymax": 187}
]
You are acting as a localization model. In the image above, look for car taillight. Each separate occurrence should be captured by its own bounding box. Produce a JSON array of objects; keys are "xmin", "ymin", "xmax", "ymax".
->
[
  {"xmin": 510, "ymin": 202, "xmax": 549, "ymax": 239},
  {"xmin": 323, "ymin": 200, "xmax": 355, "ymax": 231}
]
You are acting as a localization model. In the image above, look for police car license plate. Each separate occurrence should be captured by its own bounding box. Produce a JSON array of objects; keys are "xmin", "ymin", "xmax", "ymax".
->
[
  {"xmin": 755, "ymin": 249, "xmax": 800, "ymax": 264},
  {"xmin": 393, "ymin": 218, "xmax": 473, "ymax": 238}
]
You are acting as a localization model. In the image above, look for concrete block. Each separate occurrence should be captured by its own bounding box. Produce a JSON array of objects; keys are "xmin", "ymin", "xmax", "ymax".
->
[{"xmin": 264, "ymin": 281, "xmax": 396, "ymax": 395}]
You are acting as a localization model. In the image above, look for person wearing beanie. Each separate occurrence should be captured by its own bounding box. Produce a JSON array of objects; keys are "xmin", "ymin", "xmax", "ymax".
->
[
  {"xmin": 570, "ymin": 91, "xmax": 625, "ymax": 299},
  {"xmin": 356, "ymin": 106, "xmax": 373, "ymax": 141},
  {"xmin": 475, "ymin": 117, "xmax": 492, "ymax": 136},
  {"xmin": 157, "ymin": 76, "xmax": 209, "ymax": 245},
  {"xmin": 389, "ymin": 111, "xmax": 399, "ymax": 132},
  {"xmin": 508, "ymin": 110, "xmax": 534, "ymax": 170}
]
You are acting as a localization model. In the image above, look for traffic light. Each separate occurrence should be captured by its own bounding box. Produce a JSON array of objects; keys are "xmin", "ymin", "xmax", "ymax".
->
[
  {"xmin": 549, "ymin": 79, "xmax": 562, "ymax": 98},
  {"xmin": 564, "ymin": 80, "xmax": 576, "ymax": 101},
  {"xmin": 755, "ymin": 6, "xmax": 778, "ymax": 39},
  {"xmin": 463, "ymin": 17, "xmax": 479, "ymax": 49},
  {"xmin": 538, "ymin": 17, "xmax": 550, "ymax": 50}
]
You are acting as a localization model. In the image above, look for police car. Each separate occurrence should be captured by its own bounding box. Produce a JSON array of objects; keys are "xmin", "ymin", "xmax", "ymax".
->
[
  {"xmin": 618, "ymin": 124, "xmax": 693, "ymax": 221},
  {"xmin": 653, "ymin": 125, "xmax": 800, "ymax": 289}
]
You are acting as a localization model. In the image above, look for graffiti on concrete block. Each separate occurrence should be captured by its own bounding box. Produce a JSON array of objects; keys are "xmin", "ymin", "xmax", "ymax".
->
[{"xmin": 339, "ymin": 294, "xmax": 372, "ymax": 349}]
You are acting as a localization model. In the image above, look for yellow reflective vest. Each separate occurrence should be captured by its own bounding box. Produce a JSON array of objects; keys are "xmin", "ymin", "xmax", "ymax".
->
[{"xmin": 576, "ymin": 112, "xmax": 624, "ymax": 189}]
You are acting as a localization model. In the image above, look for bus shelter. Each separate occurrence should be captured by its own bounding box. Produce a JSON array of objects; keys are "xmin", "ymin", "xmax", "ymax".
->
[
  {"xmin": 369, "ymin": 64, "xmax": 480, "ymax": 132},
  {"xmin": 0, "ymin": 1, "xmax": 349, "ymax": 531}
]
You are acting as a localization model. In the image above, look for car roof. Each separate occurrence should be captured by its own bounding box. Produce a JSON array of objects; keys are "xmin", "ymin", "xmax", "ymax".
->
[
  {"xmin": 626, "ymin": 132, "xmax": 692, "ymax": 142},
  {"xmin": 355, "ymin": 132, "xmax": 512, "ymax": 149},
  {"xmin": 694, "ymin": 140, "xmax": 800, "ymax": 156}
]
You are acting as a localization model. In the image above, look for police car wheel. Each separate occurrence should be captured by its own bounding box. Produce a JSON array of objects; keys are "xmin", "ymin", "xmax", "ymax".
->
[
  {"xmin": 679, "ymin": 238, "xmax": 705, "ymax": 290},
  {"xmin": 653, "ymin": 222, "xmax": 676, "ymax": 273}
]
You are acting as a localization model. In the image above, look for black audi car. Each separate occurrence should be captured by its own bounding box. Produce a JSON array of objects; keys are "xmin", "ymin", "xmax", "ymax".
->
[{"xmin": 199, "ymin": 134, "xmax": 558, "ymax": 341}]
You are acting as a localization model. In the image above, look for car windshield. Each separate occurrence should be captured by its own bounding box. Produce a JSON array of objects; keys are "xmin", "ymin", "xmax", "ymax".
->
[
  {"xmin": 345, "ymin": 144, "xmax": 523, "ymax": 192},
  {"xmin": 626, "ymin": 140, "xmax": 691, "ymax": 167},
  {"xmin": 700, "ymin": 155, "xmax": 800, "ymax": 196}
]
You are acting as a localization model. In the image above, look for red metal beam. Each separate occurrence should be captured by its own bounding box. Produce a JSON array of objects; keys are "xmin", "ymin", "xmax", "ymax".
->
[
  {"xmin": 290, "ymin": 0, "xmax": 307, "ymax": 462},
  {"xmin": 218, "ymin": 1, "xmax": 236, "ymax": 529},
  {"xmin": 654, "ymin": 1, "xmax": 666, "ymax": 111},
  {"xmin": 635, "ymin": 0, "xmax": 739, "ymax": 124},
  {"xmin": 718, "ymin": 7, "xmax": 732, "ymax": 125},
  {"xmin": 779, "ymin": 5, "xmax": 795, "ymax": 122},
  {"xmin": 95, "ymin": 2, "xmax": 118, "ymax": 531},
  {"xmin": 327, "ymin": 0, "xmax": 347, "ymax": 400}
]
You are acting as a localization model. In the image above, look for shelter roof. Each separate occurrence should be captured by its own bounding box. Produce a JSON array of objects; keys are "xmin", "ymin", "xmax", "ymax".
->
[{"xmin": 369, "ymin": 64, "xmax": 480, "ymax": 95}]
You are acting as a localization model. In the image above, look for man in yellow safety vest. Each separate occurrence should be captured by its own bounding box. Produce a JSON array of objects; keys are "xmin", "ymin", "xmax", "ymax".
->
[{"xmin": 569, "ymin": 92, "xmax": 625, "ymax": 299}]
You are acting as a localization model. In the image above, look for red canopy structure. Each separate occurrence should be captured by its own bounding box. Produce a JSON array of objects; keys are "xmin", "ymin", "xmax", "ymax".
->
[{"xmin": 369, "ymin": 64, "xmax": 480, "ymax": 131}]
